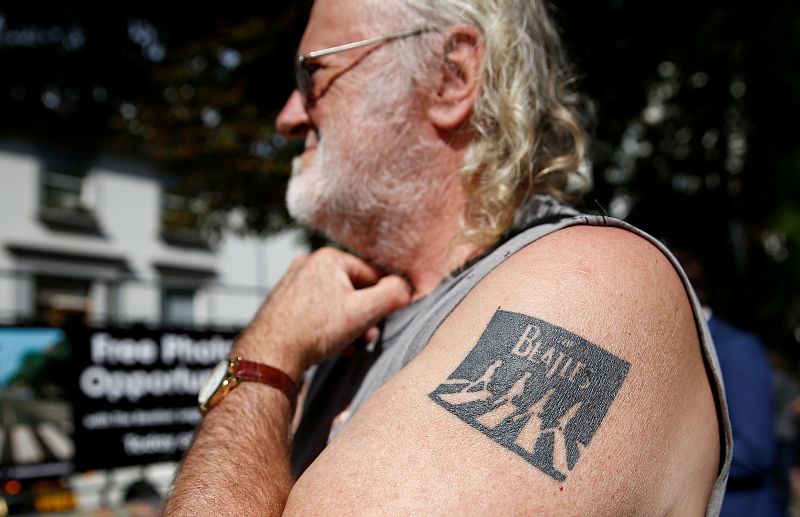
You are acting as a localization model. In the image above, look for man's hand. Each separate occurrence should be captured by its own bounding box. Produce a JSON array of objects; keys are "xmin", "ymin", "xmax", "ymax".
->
[
  {"xmin": 233, "ymin": 247, "xmax": 412, "ymax": 380},
  {"xmin": 164, "ymin": 248, "xmax": 410, "ymax": 517}
]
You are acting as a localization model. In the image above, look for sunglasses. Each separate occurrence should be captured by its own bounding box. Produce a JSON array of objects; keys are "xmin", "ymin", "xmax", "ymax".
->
[{"xmin": 294, "ymin": 27, "xmax": 434, "ymax": 106}]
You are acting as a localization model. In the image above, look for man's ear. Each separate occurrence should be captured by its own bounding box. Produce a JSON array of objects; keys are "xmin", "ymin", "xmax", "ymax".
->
[{"xmin": 427, "ymin": 25, "xmax": 484, "ymax": 131}]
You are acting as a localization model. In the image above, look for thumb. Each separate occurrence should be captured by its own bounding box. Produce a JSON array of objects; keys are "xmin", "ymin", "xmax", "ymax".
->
[{"xmin": 347, "ymin": 275, "xmax": 412, "ymax": 328}]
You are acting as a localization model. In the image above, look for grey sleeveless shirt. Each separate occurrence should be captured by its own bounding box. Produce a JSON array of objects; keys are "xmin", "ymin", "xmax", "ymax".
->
[{"xmin": 292, "ymin": 196, "xmax": 732, "ymax": 516}]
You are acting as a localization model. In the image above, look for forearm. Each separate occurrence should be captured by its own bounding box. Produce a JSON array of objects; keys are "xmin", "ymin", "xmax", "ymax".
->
[{"xmin": 164, "ymin": 383, "xmax": 295, "ymax": 516}]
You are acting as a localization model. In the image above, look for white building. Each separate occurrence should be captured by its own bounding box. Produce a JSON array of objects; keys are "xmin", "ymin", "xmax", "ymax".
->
[
  {"xmin": 0, "ymin": 141, "xmax": 308, "ymax": 512},
  {"xmin": 0, "ymin": 140, "xmax": 308, "ymax": 329}
]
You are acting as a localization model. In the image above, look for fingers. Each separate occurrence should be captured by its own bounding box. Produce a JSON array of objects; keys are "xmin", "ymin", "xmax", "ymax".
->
[
  {"xmin": 287, "ymin": 255, "xmax": 309, "ymax": 271},
  {"xmin": 284, "ymin": 248, "xmax": 411, "ymax": 357},
  {"xmin": 334, "ymin": 250, "xmax": 384, "ymax": 288},
  {"xmin": 347, "ymin": 275, "xmax": 412, "ymax": 329},
  {"xmin": 311, "ymin": 248, "xmax": 384, "ymax": 289},
  {"xmin": 363, "ymin": 326, "xmax": 380, "ymax": 344}
]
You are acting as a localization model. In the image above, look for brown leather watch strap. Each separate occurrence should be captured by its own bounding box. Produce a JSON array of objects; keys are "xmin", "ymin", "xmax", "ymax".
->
[{"xmin": 233, "ymin": 357, "xmax": 297, "ymax": 407}]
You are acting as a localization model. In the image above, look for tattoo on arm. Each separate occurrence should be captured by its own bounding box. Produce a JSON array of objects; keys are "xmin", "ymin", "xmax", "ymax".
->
[{"xmin": 430, "ymin": 310, "xmax": 630, "ymax": 482}]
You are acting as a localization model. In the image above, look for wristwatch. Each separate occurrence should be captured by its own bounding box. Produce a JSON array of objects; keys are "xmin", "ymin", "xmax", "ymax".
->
[{"xmin": 198, "ymin": 356, "xmax": 297, "ymax": 415}]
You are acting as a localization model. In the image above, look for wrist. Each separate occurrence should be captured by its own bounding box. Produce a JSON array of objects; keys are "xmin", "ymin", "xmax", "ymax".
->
[
  {"xmin": 232, "ymin": 329, "xmax": 306, "ymax": 383},
  {"xmin": 199, "ymin": 356, "xmax": 298, "ymax": 416}
]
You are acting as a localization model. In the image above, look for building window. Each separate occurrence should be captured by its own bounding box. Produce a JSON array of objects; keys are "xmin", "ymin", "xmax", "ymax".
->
[
  {"xmin": 35, "ymin": 276, "xmax": 91, "ymax": 326},
  {"xmin": 160, "ymin": 191, "xmax": 210, "ymax": 248},
  {"xmin": 162, "ymin": 288, "xmax": 195, "ymax": 326},
  {"xmin": 41, "ymin": 155, "xmax": 92, "ymax": 213},
  {"xmin": 38, "ymin": 152, "xmax": 100, "ymax": 234}
]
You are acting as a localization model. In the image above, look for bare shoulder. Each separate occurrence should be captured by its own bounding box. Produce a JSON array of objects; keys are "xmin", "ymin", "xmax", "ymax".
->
[
  {"xmin": 285, "ymin": 225, "xmax": 720, "ymax": 516},
  {"xmin": 483, "ymin": 224, "xmax": 694, "ymax": 340}
]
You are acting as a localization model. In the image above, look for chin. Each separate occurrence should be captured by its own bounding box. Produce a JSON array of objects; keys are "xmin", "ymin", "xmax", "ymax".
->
[
  {"xmin": 286, "ymin": 166, "xmax": 341, "ymax": 239},
  {"xmin": 285, "ymin": 174, "xmax": 319, "ymax": 228}
]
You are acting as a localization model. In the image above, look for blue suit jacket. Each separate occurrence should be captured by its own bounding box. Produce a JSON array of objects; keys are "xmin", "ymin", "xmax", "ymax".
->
[{"xmin": 710, "ymin": 316, "xmax": 781, "ymax": 516}]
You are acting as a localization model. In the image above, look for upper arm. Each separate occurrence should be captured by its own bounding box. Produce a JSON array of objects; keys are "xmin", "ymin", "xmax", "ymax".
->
[{"xmin": 284, "ymin": 226, "xmax": 720, "ymax": 516}]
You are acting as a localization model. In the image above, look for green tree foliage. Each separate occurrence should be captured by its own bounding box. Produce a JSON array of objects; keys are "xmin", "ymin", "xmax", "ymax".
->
[
  {"xmin": 130, "ymin": 13, "xmax": 309, "ymax": 236},
  {"xmin": 0, "ymin": 5, "xmax": 309, "ymax": 236},
  {"xmin": 555, "ymin": 0, "xmax": 800, "ymax": 350}
]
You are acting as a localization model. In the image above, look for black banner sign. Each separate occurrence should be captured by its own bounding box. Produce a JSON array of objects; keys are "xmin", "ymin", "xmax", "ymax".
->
[{"xmin": 71, "ymin": 327, "xmax": 234, "ymax": 470}]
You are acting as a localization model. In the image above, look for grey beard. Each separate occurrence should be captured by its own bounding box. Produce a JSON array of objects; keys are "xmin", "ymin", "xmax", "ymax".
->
[{"xmin": 287, "ymin": 127, "xmax": 443, "ymax": 274}]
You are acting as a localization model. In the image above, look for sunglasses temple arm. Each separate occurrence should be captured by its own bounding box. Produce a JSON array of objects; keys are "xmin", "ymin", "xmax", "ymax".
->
[{"xmin": 301, "ymin": 28, "xmax": 430, "ymax": 62}]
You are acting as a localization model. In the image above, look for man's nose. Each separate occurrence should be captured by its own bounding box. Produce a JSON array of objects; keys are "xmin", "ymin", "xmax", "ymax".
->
[{"xmin": 276, "ymin": 90, "xmax": 311, "ymax": 140}]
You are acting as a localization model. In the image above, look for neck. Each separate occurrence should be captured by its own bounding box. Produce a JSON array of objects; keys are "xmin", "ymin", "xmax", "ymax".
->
[
  {"xmin": 359, "ymin": 174, "xmax": 482, "ymax": 301},
  {"xmin": 335, "ymin": 127, "xmax": 482, "ymax": 298},
  {"xmin": 403, "ymin": 223, "xmax": 481, "ymax": 301}
]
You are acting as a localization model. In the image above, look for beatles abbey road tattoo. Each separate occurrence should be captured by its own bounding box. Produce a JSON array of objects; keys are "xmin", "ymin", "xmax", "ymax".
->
[{"xmin": 430, "ymin": 310, "xmax": 630, "ymax": 482}]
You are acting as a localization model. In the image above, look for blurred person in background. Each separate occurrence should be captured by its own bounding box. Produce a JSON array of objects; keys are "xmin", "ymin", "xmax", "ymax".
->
[
  {"xmin": 677, "ymin": 249, "xmax": 781, "ymax": 516},
  {"xmin": 165, "ymin": 0, "xmax": 730, "ymax": 515},
  {"xmin": 771, "ymin": 351, "xmax": 800, "ymax": 515},
  {"xmin": 712, "ymin": 317, "xmax": 781, "ymax": 516}
]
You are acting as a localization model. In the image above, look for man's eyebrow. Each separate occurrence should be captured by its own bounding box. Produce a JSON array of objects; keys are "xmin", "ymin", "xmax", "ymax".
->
[{"xmin": 430, "ymin": 309, "xmax": 630, "ymax": 482}]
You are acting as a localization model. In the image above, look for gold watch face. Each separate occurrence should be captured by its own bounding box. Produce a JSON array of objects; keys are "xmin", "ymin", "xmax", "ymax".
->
[{"xmin": 198, "ymin": 359, "xmax": 232, "ymax": 413}]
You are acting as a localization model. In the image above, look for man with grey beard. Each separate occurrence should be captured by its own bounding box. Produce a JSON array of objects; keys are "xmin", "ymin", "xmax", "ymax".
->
[{"xmin": 165, "ymin": 0, "xmax": 731, "ymax": 515}]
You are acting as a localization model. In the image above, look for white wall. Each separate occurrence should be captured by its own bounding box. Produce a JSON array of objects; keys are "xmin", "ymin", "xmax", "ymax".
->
[
  {"xmin": 0, "ymin": 149, "xmax": 40, "ymax": 268},
  {"xmin": 0, "ymin": 145, "xmax": 308, "ymax": 327},
  {"xmin": 0, "ymin": 149, "xmax": 40, "ymax": 321}
]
